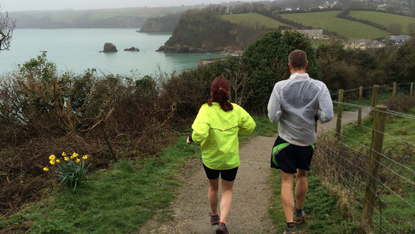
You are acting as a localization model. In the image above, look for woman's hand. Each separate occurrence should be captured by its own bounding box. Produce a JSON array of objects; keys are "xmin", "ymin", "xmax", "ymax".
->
[{"xmin": 186, "ymin": 137, "xmax": 192, "ymax": 145}]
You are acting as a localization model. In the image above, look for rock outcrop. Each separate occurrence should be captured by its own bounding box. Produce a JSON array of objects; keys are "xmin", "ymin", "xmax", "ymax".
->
[
  {"xmin": 101, "ymin": 43, "xmax": 118, "ymax": 52},
  {"xmin": 124, "ymin": 47, "xmax": 140, "ymax": 52}
]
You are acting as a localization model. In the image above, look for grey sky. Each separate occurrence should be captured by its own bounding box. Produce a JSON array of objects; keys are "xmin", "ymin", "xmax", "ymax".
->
[{"xmin": 1, "ymin": 0, "xmax": 268, "ymax": 12}]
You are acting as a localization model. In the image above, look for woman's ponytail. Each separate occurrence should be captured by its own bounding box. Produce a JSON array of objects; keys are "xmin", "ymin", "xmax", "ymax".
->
[{"xmin": 207, "ymin": 76, "xmax": 233, "ymax": 112}]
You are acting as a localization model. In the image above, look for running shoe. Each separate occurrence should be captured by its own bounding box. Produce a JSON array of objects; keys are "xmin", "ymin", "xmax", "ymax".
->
[
  {"xmin": 210, "ymin": 212, "xmax": 220, "ymax": 225},
  {"xmin": 282, "ymin": 226, "xmax": 296, "ymax": 234},
  {"xmin": 293, "ymin": 209, "xmax": 306, "ymax": 224},
  {"xmin": 216, "ymin": 222, "xmax": 228, "ymax": 234}
]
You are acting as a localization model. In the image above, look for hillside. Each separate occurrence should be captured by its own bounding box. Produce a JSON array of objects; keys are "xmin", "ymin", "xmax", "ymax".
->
[
  {"xmin": 348, "ymin": 11, "xmax": 415, "ymax": 35},
  {"xmin": 8, "ymin": 7, "xmax": 196, "ymax": 28},
  {"xmin": 139, "ymin": 13, "xmax": 182, "ymax": 32},
  {"xmin": 220, "ymin": 13, "xmax": 289, "ymax": 29},
  {"xmin": 279, "ymin": 11, "xmax": 390, "ymax": 39},
  {"xmin": 157, "ymin": 9, "xmax": 268, "ymax": 53}
]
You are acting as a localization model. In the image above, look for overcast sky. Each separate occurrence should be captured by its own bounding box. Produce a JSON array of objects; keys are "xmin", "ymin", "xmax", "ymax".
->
[{"xmin": 1, "ymin": 0, "xmax": 268, "ymax": 12}]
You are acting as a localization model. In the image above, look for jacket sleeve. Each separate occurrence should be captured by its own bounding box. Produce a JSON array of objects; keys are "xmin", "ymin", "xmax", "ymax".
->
[
  {"xmin": 318, "ymin": 84, "xmax": 334, "ymax": 123},
  {"xmin": 267, "ymin": 84, "xmax": 282, "ymax": 123},
  {"xmin": 191, "ymin": 105, "xmax": 210, "ymax": 143},
  {"xmin": 238, "ymin": 107, "xmax": 256, "ymax": 136}
]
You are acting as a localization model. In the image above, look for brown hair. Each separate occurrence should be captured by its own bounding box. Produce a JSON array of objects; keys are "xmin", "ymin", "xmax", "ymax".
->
[
  {"xmin": 288, "ymin": 49, "xmax": 307, "ymax": 70},
  {"xmin": 207, "ymin": 76, "xmax": 233, "ymax": 112}
]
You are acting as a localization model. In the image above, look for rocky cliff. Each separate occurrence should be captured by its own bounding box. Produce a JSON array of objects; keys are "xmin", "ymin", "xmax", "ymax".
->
[{"xmin": 156, "ymin": 8, "xmax": 268, "ymax": 53}]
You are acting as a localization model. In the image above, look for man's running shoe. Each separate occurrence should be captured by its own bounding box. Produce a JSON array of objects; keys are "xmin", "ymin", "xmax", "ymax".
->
[
  {"xmin": 282, "ymin": 226, "xmax": 296, "ymax": 234},
  {"xmin": 216, "ymin": 222, "xmax": 228, "ymax": 234},
  {"xmin": 293, "ymin": 209, "xmax": 306, "ymax": 224},
  {"xmin": 210, "ymin": 212, "xmax": 220, "ymax": 225}
]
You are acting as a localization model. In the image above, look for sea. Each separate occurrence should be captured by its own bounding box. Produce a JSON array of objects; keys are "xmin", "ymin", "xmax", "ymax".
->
[{"xmin": 0, "ymin": 28, "xmax": 227, "ymax": 77}]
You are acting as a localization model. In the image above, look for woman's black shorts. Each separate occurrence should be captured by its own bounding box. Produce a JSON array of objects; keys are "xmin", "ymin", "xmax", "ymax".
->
[
  {"xmin": 270, "ymin": 136, "xmax": 315, "ymax": 174},
  {"xmin": 203, "ymin": 164, "xmax": 238, "ymax": 181}
]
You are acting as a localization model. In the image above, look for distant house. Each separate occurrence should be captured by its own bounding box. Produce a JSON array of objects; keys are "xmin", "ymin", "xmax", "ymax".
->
[
  {"xmin": 344, "ymin": 39, "xmax": 385, "ymax": 50},
  {"xmin": 285, "ymin": 8, "xmax": 292, "ymax": 11},
  {"xmin": 282, "ymin": 29, "xmax": 324, "ymax": 40},
  {"xmin": 388, "ymin": 35, "xmax": 411, "ymax": 45}
]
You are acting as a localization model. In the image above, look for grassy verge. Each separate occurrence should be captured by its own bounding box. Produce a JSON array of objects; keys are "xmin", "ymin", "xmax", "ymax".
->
[
  {"xmin": 0, "ymin": 116, "xmax": 278, "ymax": 234},
  {"xmin": 269, "ymin": 170, "xmax": 359, "ymax": 234}
]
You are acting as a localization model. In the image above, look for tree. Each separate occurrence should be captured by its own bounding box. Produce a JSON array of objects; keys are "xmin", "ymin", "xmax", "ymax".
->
[{"xmin": 0, "ymin": 6, "xmax": 16, "ymax": 51}]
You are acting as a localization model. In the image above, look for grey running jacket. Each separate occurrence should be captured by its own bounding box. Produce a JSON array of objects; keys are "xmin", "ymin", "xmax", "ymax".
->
[{"xmin": 267, "ymin": 73, "xmax": 334, "ymax": 146}]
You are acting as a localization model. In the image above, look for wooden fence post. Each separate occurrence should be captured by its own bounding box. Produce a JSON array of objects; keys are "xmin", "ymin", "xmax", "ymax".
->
[
  {"xmin": 410, "ymin": 82, "xmax": 413, "ymax": 98},
  {"xmin": 392, "ymin": 82, "xmax": 396, "ymax": 100},
  {"xmin": 361, "ymin": 105, "xmax": 387, "ymax": 233},
  {"xmin": 336, "ymin": 89, "xmax": 343, "ymax": 140},
  {"xmin": 358, "ymin": 86, "xmax": 363, "ymax": 126},
  {"xmin": 371, "ymin": 85, "xmax": 379, "ymax": 116}
]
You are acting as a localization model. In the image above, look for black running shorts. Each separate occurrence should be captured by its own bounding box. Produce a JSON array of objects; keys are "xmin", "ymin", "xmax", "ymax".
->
[
  {"xmin": 270, "ymin": 136, "xmax": 315, "ymax": 174},
  {"xmin": 203, "ymin": 164, "xmax": 239, "ymax": 181}
]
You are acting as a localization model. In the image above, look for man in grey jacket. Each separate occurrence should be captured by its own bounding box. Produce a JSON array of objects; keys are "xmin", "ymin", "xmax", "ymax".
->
[{"xmin": 267, "ymin": 49, "xmax": 334, "ymax": 234}]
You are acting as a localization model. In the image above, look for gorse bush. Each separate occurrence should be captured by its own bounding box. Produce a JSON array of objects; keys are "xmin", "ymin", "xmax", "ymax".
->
[{"xmin": 44, "ymin": 152, "xmax": 90, "ymax": 191}]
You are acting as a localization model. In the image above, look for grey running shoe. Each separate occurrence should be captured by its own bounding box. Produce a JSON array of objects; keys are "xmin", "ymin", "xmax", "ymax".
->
[
  {"xmin": 216, "ymin": 222, "xmax": 228, "ymax": 234},
  {"xmin": 282, "ymin": 226, "xmax": 296, "ymax": 234},
  {"xmin": 210, "ymin": 212, "xmax": 220, "ymax": 225},
  {"xmin": 293, "ymin": 209, "xmax": 306, "ymax": 224}
]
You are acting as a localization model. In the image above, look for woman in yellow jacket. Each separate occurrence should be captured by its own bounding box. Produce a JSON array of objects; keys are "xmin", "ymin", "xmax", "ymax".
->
[{"xmin": 187, "ymin": 76, "xmax": 256, "ymax": 234}]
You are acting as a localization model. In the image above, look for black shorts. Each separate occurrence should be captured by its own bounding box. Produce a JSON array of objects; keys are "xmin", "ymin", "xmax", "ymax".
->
[
  {"xmin": 270, "ymin": 136, "xmax": 314, "ymax": 174},
  {"xmin": 203, "ymin": 164, "xmax": 239, "ymax": 181}
]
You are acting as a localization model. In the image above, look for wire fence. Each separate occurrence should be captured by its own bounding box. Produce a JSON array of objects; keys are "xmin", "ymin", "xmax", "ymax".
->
[{"xmin": 314, "ymin": 83, "xmax": 415, "ymax": 234}]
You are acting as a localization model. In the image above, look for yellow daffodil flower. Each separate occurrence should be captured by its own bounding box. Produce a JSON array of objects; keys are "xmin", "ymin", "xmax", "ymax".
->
[
  {"xmin": 49, "ymin": 154, "xmax": 56, "ymax": 160},
  {"xmin": 64, "ymin": 157, "xmax": 69, "ymax": 161},
  {"xmin": 56, "ymin": 159, "xmax": 61, "ymax": 163},
  {"xmin": 76, "ymin": 158, "xmax": 81, "ymax": 163},
  {"xmin": 43, "ymin": 167, "xmax": 49, "ymax": 171},
  {"xmin": 82, "ymin": 155, "xmax": 88, "ymax": 160},
  {"xmin": 62, "ymin": 152, "xmax": 66, "ymax": 156},
  {"xmin": 49, "ymin": 160, "xmax": 55, "ymax": 165},
  {"xmin": 71, "ymin": 152, "xmax": 79, "ymax": 159}
]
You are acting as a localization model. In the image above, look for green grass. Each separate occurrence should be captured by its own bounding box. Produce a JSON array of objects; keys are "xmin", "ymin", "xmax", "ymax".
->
[
  {"xmin": 269, "ymin": 170, "xmax": 358, "ymax": 233},
  {"xmin": 349, "ymin": 11, "xmax": 415, "ymax": 35},
  {"xmin": 221, "ymin": 13, "xmax": 289, "ymax": 29},
  {"xmin": 1, "ymin": 116, "xmax": 278, "ymax": 233},
  {"xmin": 280, "ymin": 11, "xmax": 390, "ymax": 39}
]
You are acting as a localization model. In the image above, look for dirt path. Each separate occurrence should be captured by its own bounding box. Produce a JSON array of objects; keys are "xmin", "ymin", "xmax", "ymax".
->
[{"xmin": 138, "ymin": 109, "xmax": 370, "ymax": 234}]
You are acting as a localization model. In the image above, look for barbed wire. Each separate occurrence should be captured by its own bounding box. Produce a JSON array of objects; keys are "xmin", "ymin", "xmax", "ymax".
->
[
  {"xmin": 316, "ymin": 147, "xmax": 402, "ymax": 233},
  {"xmin": 321, "ymin": 128, "xmax": 415, "ymax": 187},
  {"xmin": 317, "ymin": 140, "xmax": 415, "ymax": 231}
]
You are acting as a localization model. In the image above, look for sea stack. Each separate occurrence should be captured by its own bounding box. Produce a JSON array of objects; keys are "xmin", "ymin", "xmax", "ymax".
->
[{"xmin": 101, "ymin": 43, "xmax": 118, "ymax": 52}]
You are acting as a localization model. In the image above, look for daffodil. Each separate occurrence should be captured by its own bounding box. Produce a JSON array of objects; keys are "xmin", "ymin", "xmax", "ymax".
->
[
  {"xmin": 71, "ymin": 152, "xmax": 78, "ymax": 159},
  {"xmin": 76, "ymin": 158, "xmax": 81, "ymax": 163},
  {"xmin": 82, "ymin": 155, "xmax": 88, "ymax": 160},
  {"xmin": 56, "ymin": 159, "xmax": 61, "ymax": 163},
  {"xmin": 49, "ymin": 160, "xmax": 55, "ymax": 165},
  {"xmin": 64, "ymin": 157, "xmax": 69, "ymax": 161},
  {"xmin": 43, "ymin": 167, "xmax": 49, "ymax": 171},
  {"xmin": 49, "ymin": 154, "xmax": 56, "ymax": 160},
  {"xmin": 62, "ymin": 152, "xmax": 66, "ymax": 157}
]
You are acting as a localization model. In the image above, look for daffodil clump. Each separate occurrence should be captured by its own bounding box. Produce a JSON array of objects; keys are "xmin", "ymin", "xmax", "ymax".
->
[{"xmin": 44, "ymin": 152, "xmax": 90, "ymax": 191}]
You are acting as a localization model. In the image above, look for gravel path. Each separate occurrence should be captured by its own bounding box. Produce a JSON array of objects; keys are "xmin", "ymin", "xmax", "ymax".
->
[{"xmin": 138, "ymin": 109, "xmax": 370, "ymax": 234}]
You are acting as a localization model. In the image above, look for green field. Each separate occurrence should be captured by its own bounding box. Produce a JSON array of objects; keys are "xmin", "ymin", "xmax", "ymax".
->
[
  {"xmin": 280, "ymin": 11, "xmax": 390, "ymax": 39},
  {"xmin": 221, "ymin": 13, "xmax": 289, "ymax": 29},
  {"xmin": 349, "ymin": 11, "xmax": 415, "ymax": 34}
]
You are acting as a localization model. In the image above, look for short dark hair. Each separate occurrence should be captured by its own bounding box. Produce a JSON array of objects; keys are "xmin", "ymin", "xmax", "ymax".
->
[{"xmin": 288, "ymin": 49, "xmax": 307, "ymax": 70}]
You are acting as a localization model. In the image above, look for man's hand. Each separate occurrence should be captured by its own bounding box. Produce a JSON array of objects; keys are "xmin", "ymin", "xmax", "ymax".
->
[{"xmin": 186, "ymin": 137, "xmax": 192, "ymax": 145}]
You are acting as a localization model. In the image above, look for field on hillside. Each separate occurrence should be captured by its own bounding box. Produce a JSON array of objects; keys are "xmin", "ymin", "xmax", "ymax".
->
[
  {"xmin": 221, "ymin": 13, "xmax": 288, "ymax": 29},
  {"xmin": 280, "ymin": 11, "xmax": 390, "ymax": 39},
  {"xmin": 349, "ymin": 11, "xmax": 415, "ymax": 34}
]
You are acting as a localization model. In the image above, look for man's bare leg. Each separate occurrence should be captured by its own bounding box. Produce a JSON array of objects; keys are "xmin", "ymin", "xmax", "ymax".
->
[
  {"xmin": 280, "ymin": 170, "xmax": 295, "ymax": 222},
  {"xmin": 295, "ymin": 169, "xmax": 308, "ymax": 210}
]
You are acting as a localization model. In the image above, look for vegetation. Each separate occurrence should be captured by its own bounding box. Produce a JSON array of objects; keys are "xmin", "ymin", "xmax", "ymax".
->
[
  {"xmin": 347, "ymin": 11, "xmax": 415, "ymax": 35},
  {"xmin": 279, "ymin": 11, "xmax": 390, "ymax": 39},
  {"xmin": 221, "ymin": 13, "xmax": 288, "ymax": 29},
  {"xmin": 0, "ymin": 117, "xmax": 278, "ymax": 233},
  {"xmin": 0, "ymin": 8, "xmax": 16, "ymax": 51}
]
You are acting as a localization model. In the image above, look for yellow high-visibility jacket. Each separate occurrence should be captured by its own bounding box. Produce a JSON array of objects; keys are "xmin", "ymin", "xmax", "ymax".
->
[{"xmin": 191, "ymin": 102, "xmax": 256, "ymax": 170}]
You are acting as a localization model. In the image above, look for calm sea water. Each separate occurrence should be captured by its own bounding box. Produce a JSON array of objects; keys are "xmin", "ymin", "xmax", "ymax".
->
[{"xmin": 1, "ymin": 28, "xmax": 226, "ymax": 76}]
